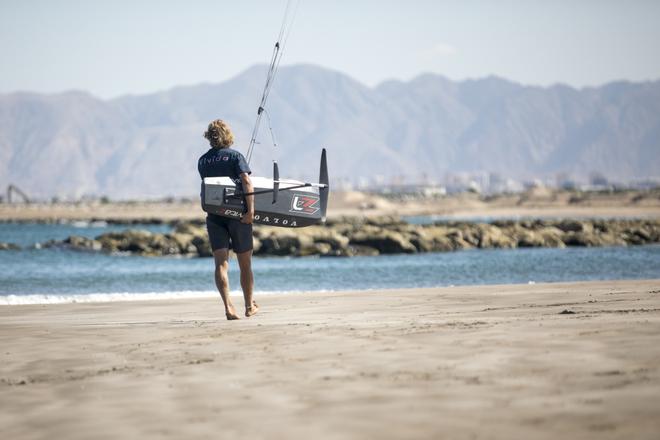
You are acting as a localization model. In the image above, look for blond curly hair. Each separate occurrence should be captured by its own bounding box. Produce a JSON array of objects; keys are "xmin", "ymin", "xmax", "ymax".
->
[{"xmin": 204, "ymin": 119, "xmax": 235, "ymax": 149}]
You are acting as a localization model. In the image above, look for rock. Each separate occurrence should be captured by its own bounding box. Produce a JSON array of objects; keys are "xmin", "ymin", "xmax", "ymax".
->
[
  {"xmin": 418, "ymin": 226, "xmax": 459, "ymax": 252},
  {"xmin": 148, "ymin": 234, "xmax": 182, "ymax": 256},
  {"xmin": 538, "ymin": 227, "xmax": 566, "ymax": 248},
  {"xmin": 349, "ymin": 230, "xmax": 416, "ymax": 254},
  {"xmin": 324, "ymin": 215, "xmax": 362, "ymax": 228},
  {"xmin": 364, "ymin": 215, "xmax": 406, "ymax": 227},
  {"xmin": 461, "ymin": 227, "xmax": 481, "ymax": 247},
  {"xmin": 445, "ymin": 230, "xmax": 473, "ymax": 250},
  {"xmin": 621, "ymin": 232, "xmax": 646, "ymax": 246},
  {"xmin": 64, "ymin": 235, "xmax": 103, "ymax": 251},
  {"xmin": 477, "ymin": 225, "xmax": 517, "ymax": 248},
  {"xmin": 0, "ymin": 242, "xmax": 20, "ymax": 251},
  {"xmin": 621, "ymin": 223, "xmax": 659, "ymax": 245},
  {"xmin": 431, "ymin": 236, "xmax": 455, "ymax": 252},
  {"xmin": 563, "ymin": 231, "xmax": 604, "ymax": 247},
  {"xmin": 515, "ymin": 229, "xmax": 547, "ymax": 248},
  {"xmin": 556, "ymin": 220, "xmax": 592, "ymax": 233},
  {"xmin": 591, "ymin": 220, "xmax": 611, "ymax": 233},
  {"xmin": 97, "ymin": 229, "xmax": 153, "ymax": 253},
  {"xmin": 305, "ymin": 228, "xmax": 350, "ymax": 250},
  {"xmin": 170, "ymin": 233, "xmax": 198, "ymax": 255},
  {"xmin": 257, "ymin": 230, "xmax": 313, "ymax": 256},
  {"xmin": 598, "ymin": 233, "xmax": 627, "ymax": 246},
  {"xmin": 297, "ymin": 240, "xmax": 325, "ymax": 256},
  {"xmin": 41, "ymin": 229, "xmax": 207, "ymax": 256},
  {"xmin": 408, "ymin": 230, "xmax": 435, "ymax": 252},
  {"xmin": 645, "ymin": 221, "xmax": 660, "ymax": 241},
  {"xmin": 491, "ymin": 219, "xmax": 516, "ymax": 229},
  {"xmin": 42, "ymin": 236, "xmax": 101, "ymax": 251},
  {"xmin": 346, "ymin": 245, "xmax": 380, "ymax": 256},
  {"xmin": 632, "ymin": 227, "xmax": 652, "ymax": 242},
  {"xmin": 191, "ymin": 235, "xmax": 212, "ymax": 257},
  {"xmin": 173, "ymin": 221, "xmax": 206, "ymax": 236},
  {"xmin": 252, "ymin": 237, "xmax": 262, "ymax": 254},
  {"xmin": 519, "ymin": 220, "xmax": 535, "ymax": 230},
  {"xmin": 312, "ymin": 242, "xmax": 333, "ymax": 256}
]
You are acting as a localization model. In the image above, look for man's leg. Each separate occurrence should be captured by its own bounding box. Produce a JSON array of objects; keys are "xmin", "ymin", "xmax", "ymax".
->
[
  {"xmin": 236, "ymin": 250, "xmax": 258, "ymax": 317},
  {"xmin": 213, "ymin": 248, "xmax": 239, "ymax": 320}
]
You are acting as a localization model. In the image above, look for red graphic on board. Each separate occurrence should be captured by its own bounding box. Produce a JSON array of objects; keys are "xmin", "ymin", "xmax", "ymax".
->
[{"xmin": 290, "ymin": 194, "xmax": 320, "ymax": 215}]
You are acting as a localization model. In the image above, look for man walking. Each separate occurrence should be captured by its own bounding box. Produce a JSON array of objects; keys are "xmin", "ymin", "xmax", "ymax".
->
[{"xmin": 198, "ymin": 119, "xmax": 258, "ymax": 320}]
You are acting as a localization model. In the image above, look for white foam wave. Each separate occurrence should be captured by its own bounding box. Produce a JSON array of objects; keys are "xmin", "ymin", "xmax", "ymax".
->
[{"xmin": 0, "ymin": 289, "xmax": 311, "ymax": 305}]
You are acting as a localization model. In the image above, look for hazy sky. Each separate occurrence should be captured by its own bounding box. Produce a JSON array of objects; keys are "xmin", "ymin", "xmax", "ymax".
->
[{"xmin": 1, "ymin": 0, "xmax": 659, "ymax": 98}]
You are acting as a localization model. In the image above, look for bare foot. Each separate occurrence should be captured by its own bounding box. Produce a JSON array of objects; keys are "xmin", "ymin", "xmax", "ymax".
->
[
  {"xmin": 225, "ymin": 307, "xmax": 240, "ymax": 321},
  {"xmin": 245, "ymin": 301, "xmax": 259, "ymax": 318}
]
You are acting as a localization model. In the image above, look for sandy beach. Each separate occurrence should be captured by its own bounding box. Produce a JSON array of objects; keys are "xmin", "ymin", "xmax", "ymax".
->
[
  {"xmin": 1, "ymin": 279, "xmax": 659, "ymax": 439},
  {"xmin": 2, "ymin": 189, "xmax": 659, "ymax": 222}
]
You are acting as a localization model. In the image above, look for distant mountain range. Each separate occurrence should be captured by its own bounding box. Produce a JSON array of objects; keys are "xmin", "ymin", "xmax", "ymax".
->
[{"xmin": 1, "ymin": 64, "xmax": 659, "ymax": 198}]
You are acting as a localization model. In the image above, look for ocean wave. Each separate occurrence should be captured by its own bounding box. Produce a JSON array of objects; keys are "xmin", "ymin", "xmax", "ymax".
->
[{"xmin": 0, "ymin": 289, "xmax": 312, "ymax": 305}]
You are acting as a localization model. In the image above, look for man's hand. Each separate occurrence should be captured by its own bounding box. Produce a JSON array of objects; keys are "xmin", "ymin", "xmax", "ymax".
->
[
  {"xmin": 241, "ymin": 210, "xmax": 254, "ymax": 224},
  {"xmin": 240, "ymin": 172, "xmax": 255, "ymax": 225}
]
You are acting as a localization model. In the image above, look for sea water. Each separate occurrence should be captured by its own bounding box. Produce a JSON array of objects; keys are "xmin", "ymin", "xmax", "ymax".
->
[{"xmin": 1, "ymin": 222, "xmax": 659, "ymax": 304}]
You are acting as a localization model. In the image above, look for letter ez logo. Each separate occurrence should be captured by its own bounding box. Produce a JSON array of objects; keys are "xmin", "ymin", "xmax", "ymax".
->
[{"xmin": 290, "ymin": 194, "xmax": 320, "ymax": 215}]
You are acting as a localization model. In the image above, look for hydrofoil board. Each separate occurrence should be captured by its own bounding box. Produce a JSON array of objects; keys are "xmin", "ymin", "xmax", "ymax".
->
[{"xmin": 202, "ymin": 149, "xmax": 329, "ymax": 228}]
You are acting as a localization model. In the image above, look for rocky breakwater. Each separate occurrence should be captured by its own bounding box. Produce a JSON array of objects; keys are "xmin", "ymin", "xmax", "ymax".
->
[
  {"xmin": 42, "ymin": 225, "xmax": 209, "ymax": 257},
  {"xmin": 0, "ymin": 242, "xmax": 21, "ymax": 250},
  {"xmin": 41, "ymin": 217, "xmax": 660, "ymax": 257}
]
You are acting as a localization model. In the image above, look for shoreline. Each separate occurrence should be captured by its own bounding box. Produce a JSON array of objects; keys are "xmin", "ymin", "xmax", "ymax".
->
[
  {"xmin": 2, "ymin": 279, "xmax": 659, "ymax": 439},
  {"xmin": 2, "ymin": 205, "xmax": 660, "ymax": 225},
  {"xmin": 2, "ymin": 276, "xmax": 660, "ymax": 306},
  {"xmin": 2, "ymin": 207, "xmax": 660, "ymax": 223},
  {"xmin": 1, "ymin": 188, "xmax": 659, "ymax": 223}
]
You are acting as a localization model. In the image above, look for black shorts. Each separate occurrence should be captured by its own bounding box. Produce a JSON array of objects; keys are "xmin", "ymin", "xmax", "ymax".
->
[{"xmin": 206, "ymin": 214, "xmax": 253, "ymax": 253}]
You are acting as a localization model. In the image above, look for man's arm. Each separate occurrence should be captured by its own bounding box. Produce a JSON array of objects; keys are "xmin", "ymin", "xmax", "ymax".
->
[{"xmin": 240, "ymin": 172, "xmax": 254, "ymax": 224}]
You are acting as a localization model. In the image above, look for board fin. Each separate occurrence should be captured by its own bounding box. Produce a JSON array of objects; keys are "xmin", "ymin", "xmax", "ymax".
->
[
  {"xmin": 319, "ymin": 148, "xmax": 329, "ymax": 221},
  {"xmin": 272, "ymin": 161, "xmax": 280, "ymax": 204}
]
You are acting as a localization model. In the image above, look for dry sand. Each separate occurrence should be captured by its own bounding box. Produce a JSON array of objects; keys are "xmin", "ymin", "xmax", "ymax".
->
[{"xmin": 1, "ymin": 280, "xmax": 660, "ymax": 439}]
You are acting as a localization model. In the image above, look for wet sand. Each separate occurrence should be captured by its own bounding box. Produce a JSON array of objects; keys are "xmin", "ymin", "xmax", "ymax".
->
[{"xmin": 1, "ymin": 279, "xmax": 660, "ymax": 439}]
